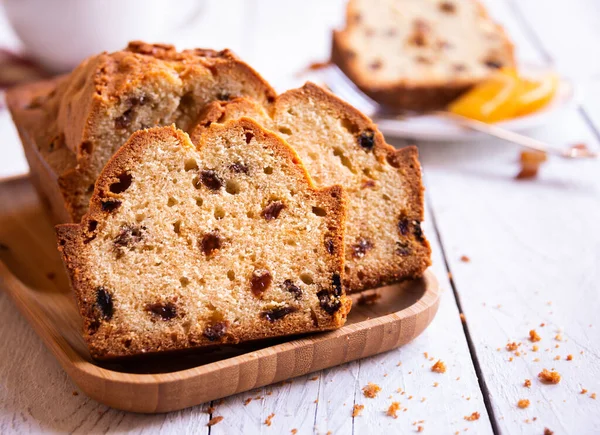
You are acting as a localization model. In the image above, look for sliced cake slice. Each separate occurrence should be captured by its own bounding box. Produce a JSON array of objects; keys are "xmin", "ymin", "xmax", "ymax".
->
[
  {"xmin": 56, "ymin": 119, "xmax": 350, "ymax": 359},
  {"xmin": 8, "ymin": 41, "xmax": 276, "ymax": 223},
  {"xmin": 331, "ymin": 0, "xmax": 515, "ymax": 111},
  {"xmin": 191, "ymin": 83, "xmax": 431, "ymax": 292}
]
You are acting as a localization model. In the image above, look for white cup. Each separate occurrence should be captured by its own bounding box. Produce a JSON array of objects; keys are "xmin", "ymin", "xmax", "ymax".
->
[{"xmin": 3, "ymin": 0, "xmax": 205, "ymax": 72}]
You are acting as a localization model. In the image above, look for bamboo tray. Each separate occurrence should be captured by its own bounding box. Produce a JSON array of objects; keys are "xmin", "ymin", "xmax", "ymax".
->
[{"xmin": 0, "ymin": 175, "xmax": 440, "ymax": 413}]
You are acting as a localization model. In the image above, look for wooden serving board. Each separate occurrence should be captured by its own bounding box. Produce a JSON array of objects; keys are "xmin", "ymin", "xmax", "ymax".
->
[{"xmin": 0, "ymin": 176, "xmax": 440, "ymax": 413}]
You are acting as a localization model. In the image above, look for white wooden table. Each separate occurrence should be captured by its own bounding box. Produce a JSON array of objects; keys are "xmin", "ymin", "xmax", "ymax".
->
[{"xmin": 1, "ymin": 0, "xmax": 599, "ymax": 433}]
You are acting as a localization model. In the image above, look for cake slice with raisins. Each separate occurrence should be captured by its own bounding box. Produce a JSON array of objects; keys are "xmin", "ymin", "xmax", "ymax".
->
[
  {"xmin": 56, "ymin": 119, "xmax": 350, "ymax": 359},
  {"xmin": 7, "ymin": 41, "xmax": 275, "ymax": 223},
  {"xmin": 190, "ymin": 83, "xmax": 431, "ymax": 292},
  {"xmin": 331, "ymin": 0, "xmax": 515, "ymax": 111}
]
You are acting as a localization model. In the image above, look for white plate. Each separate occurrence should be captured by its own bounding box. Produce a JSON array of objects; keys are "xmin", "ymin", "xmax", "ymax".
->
[{"xmin": 324, "ymin": 64, "xmax": 576, "ymax": 142}]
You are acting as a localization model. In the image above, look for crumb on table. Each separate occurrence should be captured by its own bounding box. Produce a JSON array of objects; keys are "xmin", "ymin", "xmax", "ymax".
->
[
  {"xmin": 529, "ymin": 329, "xmax": 541, "ymax": 342},
  {"xmin": 207, "ymin": 416, "xmax": 224, "ymax": 427},
  {"xmin": 352, "ymin": 404, "xmax": 364, "ymax": 417},
  {"xmin": 387, "ymin": 402, "xmax": 400, "ymax": 418},
  {"xmin": 460, "ymin": 255, "xmax": 470, "ymax": 263},
  {"xmin": 362, "ymin": 383, "xmax": 382, "ymax": 398},
  {"xmin": 524, "ymin": 379, "xmax": 531, "ymax": 388},
  {"xmin": 464, "ymin": 412, "xmax": 480, "ymax": 421},
  {"xmin": 517, "ymin": 399, "xmax": 530, "ymax": 409},
  {"xmin": 431, "ymin": 360, "xmax": 446, "ymax": 373},
  {"xmin": 264, "ymin": 413, "xmax": 275, "ymax": 426},
  {"xmin": 544, "ymin": 428, "xmax": 554, "ymax": 435},
  {"xmin": 538, "ymin": 369, "xmax": 561, "ymax": 384}
]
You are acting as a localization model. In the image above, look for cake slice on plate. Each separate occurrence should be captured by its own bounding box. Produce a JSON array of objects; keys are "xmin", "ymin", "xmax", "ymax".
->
[
  {"xmin": 56, "ymin": 119, "xmax": 350, "ymax": 359},
  {"xmin": 331, "ymin": 0, "xmax": 515, "ymax": 111},
  {"xmin": 191, "ymin": 83, "xmax": 431, "ymax": 292}
]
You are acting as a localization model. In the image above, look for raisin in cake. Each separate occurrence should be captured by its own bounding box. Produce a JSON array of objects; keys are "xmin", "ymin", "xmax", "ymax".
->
[
  {"xmin": 331, "ymin": 0, "xmax": 515, "ymax": 111},
  {"xmin": 56, "ymin": 119, "xmax": 350, "ymax": 359},
  {"xmin": 191, "ymin": 83, "xmax": 431, "ymax": 292},
  {"xmin": 7, "ymin": 41, "xmax": 276, "ymax": 223}
]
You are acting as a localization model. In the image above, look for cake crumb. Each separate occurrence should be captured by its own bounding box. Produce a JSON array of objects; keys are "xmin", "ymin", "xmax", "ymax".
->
[
  {"xmin": 460, "ymin": 313, "xmax": 466, "ymax": 323},
  {"xmin": 581, "ymin": 388, "xmax": 588, "ymax": 394},
  {"xmin": 291, "ymin": 429, "xmax": 298, "ymax": 434},
  {"xmin": 387, "ymin": 402, "xmax": 400, "ymax": 418},
  {"xmin": 532, "ymin": 345, "xmax": 539, "ymax": 352},
  {"xmin": 309, "ymin": 376, "xmax": 319, "ymax": 381},
  {"xmin": 554, "ymin": 334, "xmax": 562, "ymax": 341},
  {"xmin": 417, "ymin": 426, "xmax": 424, "ymax": 432},
  {"xmin": 566, "ymin": 354, "xmax": 573, "ymax": 361},
  {"xmin": 264, "ymin": 413, "xmax": 275, "ymax": 426},
  {"xmin": 433, "ymin": 382, "xmax": 439, "ymax": 387},
  {"xmin": 352, "ymin": 404, "xmax": 364, "ymax": 417},
  {"xmin": 544, "ymin": 428, "xmax": 554, "ymax": 435},
  {"xmin": 517, "ymin": 399, "xmax": 530, "ymax": 409},
  {"xmin": 516, "ymin": 150, "xmax": 547, "ymax": 179},
  {"xmin": 244, "ymin": 398, "xmax": 252, "ymax": 406},
  {"xmin": 362, "ymin": 383, "xmax": 382, "ymax": 398},
  {"xmin": 464, "ymin": 412, "xmax": 480, "ymax": 421},
  {"xmin": 460, "ymin": 255, "xmax": 470, "ymax": 263},
  {"xmin": 506, "ymin": 342, "xmax": 519, "ymax": 351},
  {"xmin": 524, "ymin": 379, "xmax": 531, "ymax": 388},
  {"xmin": 529, "ymin": 330, "xmax": 541, "ymax": 342},
  {"xmin": 207, "ymin": 416, "xmax": 224, "ymax": 427},
  {"xmin": 554, "ymin": 355, "xmax": 561, "ymax": 361},
  {"xmin": 538, "ymin": 369, "xmax": 561, "ymax": 384},
  {"xmin": 206, "ymin": 406, "xmax": 215, "ymax": 414},
  {"xmin": 591, "ymin": 393, "xmax": 597, "ymax": 399},
  {"xmin": 431, "ymin": 360, "xmax": 446, "ymax": 373}
]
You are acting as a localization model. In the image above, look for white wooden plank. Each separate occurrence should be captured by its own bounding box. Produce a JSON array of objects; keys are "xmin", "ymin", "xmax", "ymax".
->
[
  {"xmin": 240, "ymin": 0, "xmax": 347, "ymax": 92},
  {"xmin": 420, "ymin": 109, "xmax": 600, "ymax": 434},
  {"xmin": 348, "ymin": 204, "xmax": 494, "ymax": 435},
  {"xmin": 507, "ymin": 0, "xmax": 600, "ymax": 79}
]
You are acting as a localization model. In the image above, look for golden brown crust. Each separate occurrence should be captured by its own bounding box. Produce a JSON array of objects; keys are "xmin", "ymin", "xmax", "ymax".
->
[
  {"xmin": 330, "ymin": 1, "xmax": 516, "ymax": 111},
  {"xmin": 57, "ymin": 121, "xmax": 350, "ymax": 359},
  {"xmin": 7, "ymin": 41, "xmax": 277, "ymax": 224},
  {"xmin": 191, "ymin": 82, "xmax": 431, "ymax": 292}
]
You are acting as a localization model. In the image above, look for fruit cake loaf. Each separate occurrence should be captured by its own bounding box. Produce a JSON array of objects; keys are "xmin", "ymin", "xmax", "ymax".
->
[
  {"xmin": 56, "ymin": 119, "xmax": 350, "ymax": 359},
  {"xmin": 191, "ymin": 83, "xmax": 431, "ymax": 292},
  {"xmin": 7, "ymin": 41, "xmax": 276, "ymax": 223},
  {"xmin": 331, "ymin": 0, "xmax": 515, "ymax": 111}
]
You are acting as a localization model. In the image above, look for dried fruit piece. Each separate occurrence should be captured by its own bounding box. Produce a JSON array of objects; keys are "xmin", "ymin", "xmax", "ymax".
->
[
  {"xmin": 358, "ymin": 130, "xmax": 375, "ymax": 150},
  {"xmin": 229, "ymin": 162, "xmax": 249, "ymax": 174},
  {"xmin": 115, "ymin": 109, "xmax": 134, "ymax": 129},
  {"xmin": 251, "ymin": 269, "xmax": 272, "ymax": 297},
  {"xmin": 196, "ymin": 170, "xmax": 223, "ymax": 191},
  {"xmin": 325, "ymin": 239, "xmax": 335, "ymax": 254},
  {"xmin": 282, "ymin": 280, "xmax": 302, "ymax": 299},
  {"xmin": 352, "ymin": 238, "xmax": 373, "ymax": 259},
  {"xmin": 396, "ymin": 241, "xmax": 411, "ymax": 256},
  {"xmin": 200, "ymin": 231, "xmax": 222, "ymax": 256},
  {"xmin": 439, "ymin": 2, "xmax": 456, "ymax": 13},
  {"xmin": 261, "ymin": 306, "xmax": 298, "ymax": 322},
  {"xmin": 113, "ymin": 224, "xmax": 145, "ymax": 257},
  {"xmin": 101, "ymin": 199, "xmax": 122, "ymax": 212},
  {"xmin": 203, "ymin": 322, "xmax": 228, "ymax": 341},
  {"xmin": 147, "ymin": 302, "xmax": 177, "ymax": 320},
  {"xmin": 317, "ymin": 290, "xmax": 342, "ymax": 314},
  {"xmin": 96, "ymin": 287, "xmax": 114, "ymax": 320},
  {"xmin": 261, "ymin": 201, "xmax": 286, "ymax": 221}
]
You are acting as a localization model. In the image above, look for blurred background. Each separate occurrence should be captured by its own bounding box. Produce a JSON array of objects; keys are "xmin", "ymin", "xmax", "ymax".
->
[{"xmin": 1, "ymin": 0, "xmax": 599, "ymax": 177}]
